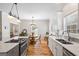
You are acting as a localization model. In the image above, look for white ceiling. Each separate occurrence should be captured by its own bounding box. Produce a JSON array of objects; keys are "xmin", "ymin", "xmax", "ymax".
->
[{"xmin": 0, "ymin": 3, "xmax": 66, "ymax": 20}]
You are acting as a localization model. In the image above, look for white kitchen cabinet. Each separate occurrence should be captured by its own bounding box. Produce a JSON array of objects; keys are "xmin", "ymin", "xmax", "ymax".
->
[
  {"xmin": 48, "ymin": 36, "xmax": 53, "ymax": 53},
  {"xmin": 52, "ymin": 39, "xmax": 56, "ymax": 55},
  {"xmin": 48, "ymin": 36, "xmax": 63, "ymax": 56},
  {"xmin": 7, "ymin": 44, "xmax": 19, "ymax": 56},
  {"xmin": 48, "ymin": 36, "xmax": 57, "ymax": 55},
  {"xmin": 55, "ymin": 41, "xmax": 63, "ymax": 56},
  {"xmin": 0, "ymin": 44, "xmax": 19, "ymax": 56},
  {"xmin": 52, "ymin": 39, "xmax": 63, "ymax": 56}
]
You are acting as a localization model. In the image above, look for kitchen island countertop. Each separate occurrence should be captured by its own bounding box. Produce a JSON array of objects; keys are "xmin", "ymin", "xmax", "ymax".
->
[{"xmin": 0, "ymin": 42, "xmax": 19, "ymax": 53}]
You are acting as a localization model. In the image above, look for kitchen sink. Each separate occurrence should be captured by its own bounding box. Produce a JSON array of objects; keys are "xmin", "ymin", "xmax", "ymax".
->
[{"xmin": 56, "ymin": 39, "xmax": 73, "ymax": 44}]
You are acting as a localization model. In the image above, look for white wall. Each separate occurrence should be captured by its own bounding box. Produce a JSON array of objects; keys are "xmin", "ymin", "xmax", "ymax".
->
[
  {"xmin": 0, "ymin": 11, "xmax": 21, "ymax": 42},
  {"xmin": 48, "ymin": 13, "xmax": 58, "ymax": 35},
  {"xmin": 63, "ymin": 3, "xmax": 78, "ymax": 16},
  {"xmin": 2, "ymin": 12, "xmax": 10, "ymax": 42},
  {"xmin": 20, "ymin": 20, "xmax": 49, "ymax": 37}
]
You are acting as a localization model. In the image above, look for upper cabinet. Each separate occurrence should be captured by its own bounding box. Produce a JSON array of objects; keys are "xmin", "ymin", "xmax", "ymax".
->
[
  {"xmin": 63, "ymin": 3, "xmax": 78, "ymax": 33},
  {"xmin": 8, "ymin": 15, "xmax": 21, "ymax": 24},
  {"xmin": 8, "ymin": 15, "xmax": 21, "ymax": 37},
  {"xmin": 65, "ymin": 11, "xmax": 78, "ymax": 33}
]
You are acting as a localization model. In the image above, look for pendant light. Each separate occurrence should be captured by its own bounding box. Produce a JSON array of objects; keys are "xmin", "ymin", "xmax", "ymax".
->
[
  {"xmin": 9, "ymin": 3, "xmax": 20, "ymax": 19},
  {"xmin": 30, "ymin": 16, "xmax": 37, "ymax": 30}
]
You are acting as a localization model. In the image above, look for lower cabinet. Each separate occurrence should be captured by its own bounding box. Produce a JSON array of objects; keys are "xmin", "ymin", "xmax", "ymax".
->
[
  {"xmin": 54, "ymin": 42, "xmax": 63, "ymax": 56},
  {"xmin": 7, "ymin": 45, "xmax": 19, "ymax": 56},
  {"xmin": 48, "ymin": 36, "xmax": 53, "ymax": 53},
  {"xmin": 52, "ymin": 39, "xmax": 63, "ymax": 56},
  {"xmin": 0, "ymin": 45, "xmax": 19, "ymax": 56},
  {"xmin": 52, "ymin": 39, "xmax": 56, "ymax": 55},
  {"xmin": 48, "ymin": 36, "xmax": 63, "ymax": 56}
]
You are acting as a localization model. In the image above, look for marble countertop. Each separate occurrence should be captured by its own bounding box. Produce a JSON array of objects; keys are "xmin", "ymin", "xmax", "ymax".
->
[
  {"xmin": 0, "ymin": 36, "xmax": 29, "ymax": 54},
  {"xmin": 18, "ymin": 36, "xmax": 28, "ymax": 38},
  {"xmin": 0, "ymin": 42, "xmax": 19, "ymax": 53},
  {"xmin": 50, "ymin": 36, "xmax": 79, "ymax": 56},
  {"xmin": 0, "ymin": 36, "xmax": 28, "ymax": 53},
  {"xmin": 10, "ymin": 36, "xmax": 29, "ymax": 40}
]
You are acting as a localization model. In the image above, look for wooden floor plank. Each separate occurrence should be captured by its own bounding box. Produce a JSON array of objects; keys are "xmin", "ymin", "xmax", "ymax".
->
[{"xmin": 27, "ymin": 38, "xmax": 53, "ymax": 56}]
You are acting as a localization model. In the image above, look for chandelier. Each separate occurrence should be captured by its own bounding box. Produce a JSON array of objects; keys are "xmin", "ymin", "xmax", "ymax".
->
[
  {"xmin": 9, "ymin": 3, "xmax": 20, "ymax": 19},
  {"xmin": 30, "ymin": 16, "xmax": 37, "ymax": 30}
]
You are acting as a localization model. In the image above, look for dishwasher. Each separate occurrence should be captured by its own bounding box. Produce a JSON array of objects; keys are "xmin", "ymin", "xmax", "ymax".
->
[{"xmin": 63, "ymin": 47, "xmax": 75, "ymax": 56}]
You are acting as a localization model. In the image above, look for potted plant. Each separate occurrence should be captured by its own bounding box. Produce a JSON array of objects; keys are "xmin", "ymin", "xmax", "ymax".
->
[
  {"xmin": 19, "ymin": 29, "xmax": 28, "ymax": 36},
  {"xmin": 46, "ymin": 32, "xmax": 49, "ymax": 35}
]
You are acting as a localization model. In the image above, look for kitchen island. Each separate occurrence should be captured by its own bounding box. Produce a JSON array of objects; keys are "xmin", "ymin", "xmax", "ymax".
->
[
  {"xmin": 0, "ymin": 42, "xmax": 19, "ymax": 56},
  {"xmin": 0, "ymin": 36, "xmax": 29, "ymax": 56}
]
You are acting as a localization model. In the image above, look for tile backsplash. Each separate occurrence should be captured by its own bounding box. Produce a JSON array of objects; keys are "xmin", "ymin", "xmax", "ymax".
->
[
  {"xmin": 67, "ymin": 24, "xmax": 77, "ymax": 33},
  {"xmin": 70, "ymin": 37, "xmax": 79, "ymax": 43}
]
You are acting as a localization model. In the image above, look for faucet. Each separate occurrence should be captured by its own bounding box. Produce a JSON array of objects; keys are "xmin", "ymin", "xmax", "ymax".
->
[
  {"xmin": 67, "ymin": 31, "xmax": 70, "ymax": 41},
  {"xmin": 62, "ymin": 30, "xmax": 70, "ymax": 41}
]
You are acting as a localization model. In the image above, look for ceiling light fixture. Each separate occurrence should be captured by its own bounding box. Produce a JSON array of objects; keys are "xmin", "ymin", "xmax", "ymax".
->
[
  {"xmin": 30, "ymin": 16, "xmax": 37, "ymax": 30},
  {"xmin": 9, "ymin": 3, "xmax": 20, "ymax": 19}
]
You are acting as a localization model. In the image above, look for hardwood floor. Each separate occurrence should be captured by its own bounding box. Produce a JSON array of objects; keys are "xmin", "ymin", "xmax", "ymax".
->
[{"xmin": 27, "ymin": 37, "xmax": 53, "ymax": 56}]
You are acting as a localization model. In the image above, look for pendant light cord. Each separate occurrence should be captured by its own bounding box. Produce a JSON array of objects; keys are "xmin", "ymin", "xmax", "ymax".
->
[
  {"xmin": 15, "ymin": 3, "xmax": 19, "ymax": 19},
  {"xmin": 9, "ymin": 3, "xmax": 14, "ymax": 13}
]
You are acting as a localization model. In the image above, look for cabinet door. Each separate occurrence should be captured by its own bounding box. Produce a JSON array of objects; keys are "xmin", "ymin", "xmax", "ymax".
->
[
  {"xmin": 48, "ymin": 36, "xmax": 57, "ymax": 55},
  {"xmin": 48, "ymin": 37, "xmax": 63, "ymax": 56},
  {"xmin": 55, "ymin": 42, "xmax": 63, "ymax": 56},
  {"xmin": 52, "ymin": 39, "xmax": 56, "ymax": 55},
  {"xmin": 7, "ymin": 45, "xmax": 19, "ymax": 56},
  {"xmin": 48, "ymin": 37, "xmax": 53, "ymax": 53}
]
